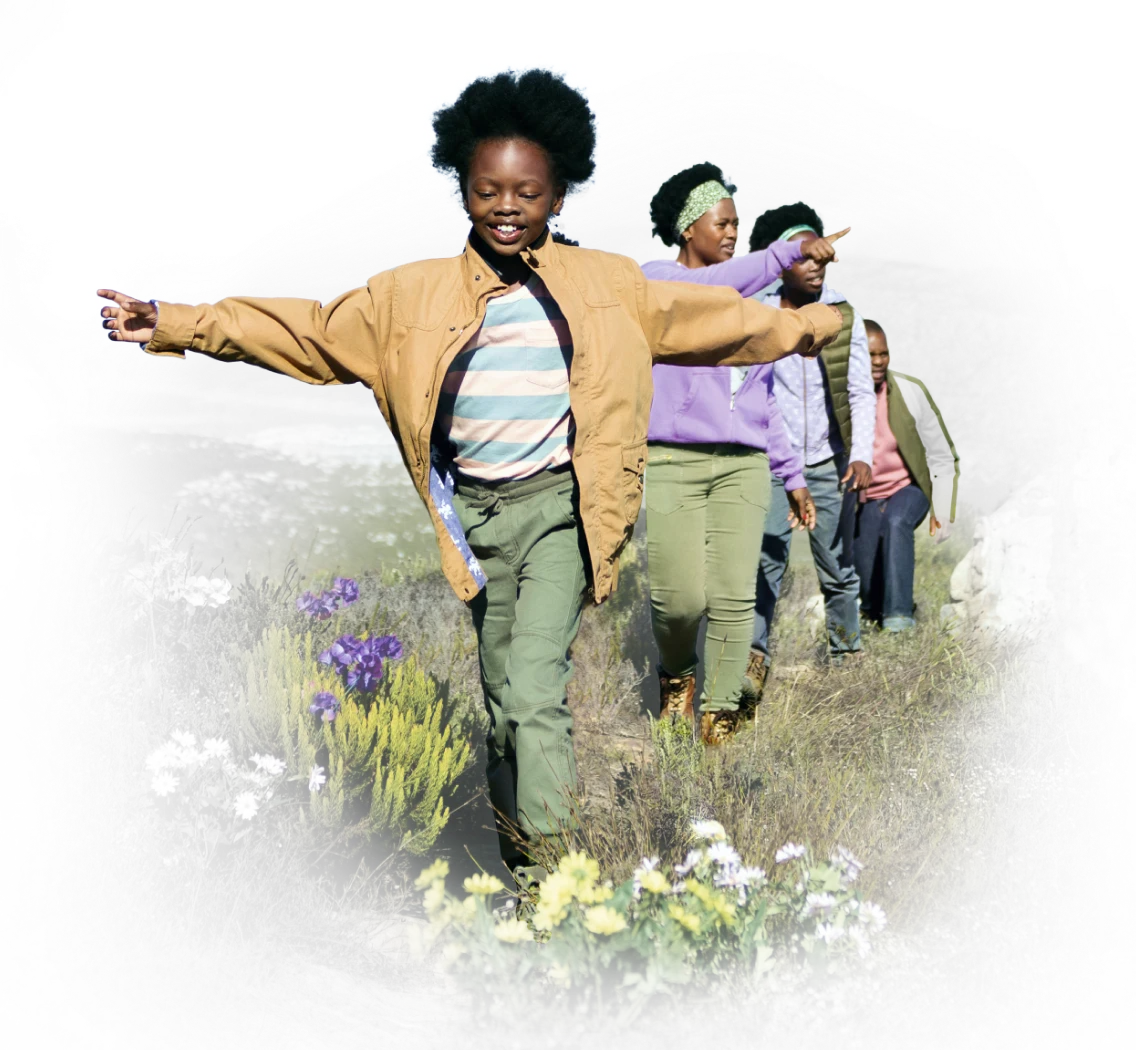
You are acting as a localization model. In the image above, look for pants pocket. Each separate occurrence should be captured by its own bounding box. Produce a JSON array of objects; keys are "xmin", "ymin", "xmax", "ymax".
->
[{"xmin": 645, "ymin": 450, "xmax": 683, "ymax": 515}]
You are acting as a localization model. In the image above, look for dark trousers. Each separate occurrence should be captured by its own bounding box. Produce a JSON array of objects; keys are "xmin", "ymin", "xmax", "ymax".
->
[{"xmin": 853, "ymin": 484, "xmax": 930, "ymax": 623}]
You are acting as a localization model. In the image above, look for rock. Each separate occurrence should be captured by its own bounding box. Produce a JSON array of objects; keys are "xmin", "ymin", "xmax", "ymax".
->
[{"xmin": 940, "ymin": 427, "xmax": 1136, "ymax": 690}]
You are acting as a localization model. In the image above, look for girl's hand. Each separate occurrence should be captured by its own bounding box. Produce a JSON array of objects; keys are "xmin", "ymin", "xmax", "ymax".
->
[
  {"xmin": 926, "ymin": 513, "xmax": 954, "ymax": 540},
  {"xmin": 801, "ymin": 227, "xmax": 850, "ymax": 264},
  {"xmin": 98, "ymin": 289, "xmax": 158, "ymax": 343},
  {"xmin": 787, "ymin": 487, "xmax": 817, "ymax": 531}
]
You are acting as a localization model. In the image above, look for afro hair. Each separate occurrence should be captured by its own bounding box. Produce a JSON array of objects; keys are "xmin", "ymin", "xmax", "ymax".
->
[
  {"xmin": 431, "ymin": 70, "xmax": 596, "ymax": 193},
  {"xmin": 551, "ymin": 231, "xmax": 580, "ymax": 247},
  {"xmin": 649, "ymin": 162, "xmax": 736, "ymax": 247},
  {"xmin": 748, "ymin": 202, "xmax": 824, "ymax": 253}
]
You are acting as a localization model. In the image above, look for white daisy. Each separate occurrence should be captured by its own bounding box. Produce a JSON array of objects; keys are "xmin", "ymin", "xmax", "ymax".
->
[
  {"xmin": 251, "ymin": 754, "xmax": 286, "ymax": 777},
  {"xmin": 151, "ymin": 771, "xmax": 178, "ymax": 798},
  {"xmin": 202, "ymin": 738, "xmax": 231, "ymax": 760},
  {"xmin": 859, "ymin": 902, "xmax": 887, "ymax": 930},
  {"xmin": 815, "ymin": 922, "xmax": 845, "ymax": 945},
  {"xmin": 806, "ymin": 892, "xmax": 837, "ymax": 915},
  {"xmin": 706, "ymin": 842, "xmax": 741, "ymax": 870},
  {"xmin": 308, "ymin": 765, "xmax": 327, "ymax": 793},
  {"xmin": 690, "ymin": 819, "xmax": 727, "ymax": 842},
  {"xmin": 674, "ymin": 849, "xmax": 703, "ymax": 876},
  {"xmin": 775, "ymin": 843, "xmax": 806, "ymax": 864},
  {"xmin": 234, "ymin": 792, "xmax": 259, "ymax": 820}
]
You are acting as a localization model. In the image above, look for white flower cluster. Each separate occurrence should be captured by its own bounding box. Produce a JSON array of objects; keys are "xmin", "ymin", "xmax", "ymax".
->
[
  {"xmin": 126, "ymin": 536, "xmax": 230, "ymax": 615},
  {"xmin": 145, "ymin": 731, "xmax": 287, "ymax": 820}
]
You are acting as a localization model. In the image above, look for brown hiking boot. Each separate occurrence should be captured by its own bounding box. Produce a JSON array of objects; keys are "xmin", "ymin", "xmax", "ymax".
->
[
  {"xmin": 699, "ymin": 709, "xmax": 742, "ymax": 746},
  {"xmin": 658, "ymin": 669, "xmax": 696, "ymax": 722},
  {"xmin": 739, "ymin": 649, "xmax": 769, "ymax": 720}
]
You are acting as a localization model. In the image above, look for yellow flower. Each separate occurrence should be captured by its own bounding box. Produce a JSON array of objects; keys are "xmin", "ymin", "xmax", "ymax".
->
[
  {"xmin": 494, "ymin": 918, "xmax": 535, "ymax": 944},
  {"xmin": 548, "ymin": 963, "xmax": 573, "ymax": 988},
  {"xmin": 441, "ymin": 942, "xmax": 467, "ymax": 965},
  {"xmin": 414, "ymin": 859, "xmax": 450, "ymax": 890},
  {"xmin": 557, "ymin": 850, "xmax": 601, "ymax": 886},
  {"xmin": 685, "ymin": 880, "xmax": 736, "ymax": 924},
  {"xmin": 668, "ymin": 903, "xmax": 702, "ymax": 935},
  {"xmin": 539, "ymin": 871, "xmax": 579, "ymax": 911},
  {"xmin": 582, "ymin": 905, "xmax": 627, "ymax": 936},
  {"xmin": 423, "ymin": 881, "xmax": 447, "ymax": 919},
  {"xmin": 531, "ymin": 900, "xmax": 568, "ymax": 931},
  {"xmin": 640, "ymin": 869, "xmax": 670, "ymax": 895},
  {"xmin": 576, "ymin": 881, "xmax": 614, "ymax": 905},
  {"xmin": 463, "ymin": 872, "xmax": 506, "ymax": 896}
]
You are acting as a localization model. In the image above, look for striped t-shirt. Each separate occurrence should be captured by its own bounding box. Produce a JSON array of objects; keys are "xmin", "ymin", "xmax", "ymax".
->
[{"xmin": 437, "ymin": 275, "xmax": 574, "ymax": 481}]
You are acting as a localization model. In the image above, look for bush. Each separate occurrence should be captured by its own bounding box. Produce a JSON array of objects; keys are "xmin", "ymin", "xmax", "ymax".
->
[{"xmin": 236, "ymin": 624, "xmax": 473, "ymax": 853}]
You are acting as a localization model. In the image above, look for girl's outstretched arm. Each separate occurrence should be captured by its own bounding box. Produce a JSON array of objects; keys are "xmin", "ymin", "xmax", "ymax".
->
[
  {"xmin": 631, "ymin": 263, "xmax": 842, "ymax": 367},
  {"xmin": 98, "ymin": 278, "xmax": 391, "ymax": 388}
]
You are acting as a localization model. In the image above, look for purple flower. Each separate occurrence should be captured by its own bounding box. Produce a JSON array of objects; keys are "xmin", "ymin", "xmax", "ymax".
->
[
  {"xmin": 314, "ymin": 591, "xmax": 339, "ymax": 620},
  {"xmin": 296, "ymin": 591, "xmax": 320, "ymax": 616},
  {"xmin": 373, "ymin": 634, "xmax": 403, "ymax": 660},
  {"xmin": 308, "ymin": 691, "xmax": 341, "ymax": 722},
  {"xmin": 333, "ymin": 577, "xmax": 360, "ymax": 606},
  {"xmin": 319, "ymin": 634, "xmax": 362, "ymax": 670}
]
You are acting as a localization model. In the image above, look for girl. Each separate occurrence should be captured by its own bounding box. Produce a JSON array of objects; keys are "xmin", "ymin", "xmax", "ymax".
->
[
  {"xmin": 641, "ymin": 164, "xmax": 848, "ymax": 744},
  {"xmin": 98, "ymin": 72, "xmax": 841, "ymax": 875}
]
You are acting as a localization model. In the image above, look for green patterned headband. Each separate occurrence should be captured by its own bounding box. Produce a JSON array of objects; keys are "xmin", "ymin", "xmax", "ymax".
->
[
  {"xmin": 674, "ymin": 180, "xmax": 732, "ymax": 239},
  {"xmin": 779, "ymin": 224, "xmax": 819, "ymax": 241}
]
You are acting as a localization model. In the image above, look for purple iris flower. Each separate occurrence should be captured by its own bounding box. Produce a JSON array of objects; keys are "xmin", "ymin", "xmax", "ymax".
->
[
  {"xmin": 308, "ymin": 691, "xmax": 341, "ymax": 722},
  {"xmin": 319, "ymin": 634, "xmax": 362, "ymax": 670},
  {"xmin": 333, "ymin": 577, "xmax": 360, "ymax": 606},
  {"xmin": 296, "ymin": 591, "xmax": 320, "ymax": 616}
]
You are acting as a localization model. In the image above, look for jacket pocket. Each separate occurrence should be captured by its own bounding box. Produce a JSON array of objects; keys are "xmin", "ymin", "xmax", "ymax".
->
[{"xmin": 621, "ymin": 440, "xmax": 647, "ymax": 525}]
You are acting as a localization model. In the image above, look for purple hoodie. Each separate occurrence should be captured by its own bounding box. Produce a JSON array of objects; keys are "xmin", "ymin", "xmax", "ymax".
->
[{"xmin": 642, "ymin": 241, "xmax": 806, "ymax": 490}]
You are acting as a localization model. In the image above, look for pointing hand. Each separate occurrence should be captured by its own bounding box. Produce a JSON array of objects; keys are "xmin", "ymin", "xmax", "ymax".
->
[{"xmin": 98, "ymin": 289, "xmax": 158, "ymax": 343}]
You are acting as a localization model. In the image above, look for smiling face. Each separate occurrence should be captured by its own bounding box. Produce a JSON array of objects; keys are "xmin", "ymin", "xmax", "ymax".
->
[
  {"xmin": 465, "ymin": 137, "xmax": 564, "ymax": 256},
  {"xmin": 781, "ymin": 230, "xmax": 826, "ymax": 297},
  {"xmin": 868, "ymin": 327, "xmax": 891, "ymax": 388},
  {"xmin": 680, "ymin": 197, "xmax": 739, "ymax": 266}
]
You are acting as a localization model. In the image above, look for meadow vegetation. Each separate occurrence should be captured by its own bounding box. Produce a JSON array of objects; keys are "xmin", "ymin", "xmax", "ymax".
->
[{"xmin": 101, "ymin": 507, "xmax": 1022, "ymax": 992}]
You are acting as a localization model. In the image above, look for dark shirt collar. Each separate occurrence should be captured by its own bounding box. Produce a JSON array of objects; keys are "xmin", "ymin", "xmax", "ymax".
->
[{"xmin": 468, "ymin": 225, "xmax": 550, "ymax": 285}]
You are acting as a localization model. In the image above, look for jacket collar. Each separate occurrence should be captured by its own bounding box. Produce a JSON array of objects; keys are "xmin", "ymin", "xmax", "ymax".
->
[{"xmin": 461, "ymin": 226, "xmax": 559, "ymax": 291}]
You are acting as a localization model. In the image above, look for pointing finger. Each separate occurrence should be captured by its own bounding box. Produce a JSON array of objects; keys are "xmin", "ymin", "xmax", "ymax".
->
[{"xmin": 827, "ymin": 227, "xmax": 851, "ymax": 243}]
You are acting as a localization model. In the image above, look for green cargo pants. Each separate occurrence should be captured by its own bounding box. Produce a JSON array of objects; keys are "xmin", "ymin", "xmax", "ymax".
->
[
  {"xmin": 646, "ymin": 443, "xmax": 771, "ymax": 713},
  {"xmin": 451, "ymin": 466, "xmax": 587, "ymax": 865}
]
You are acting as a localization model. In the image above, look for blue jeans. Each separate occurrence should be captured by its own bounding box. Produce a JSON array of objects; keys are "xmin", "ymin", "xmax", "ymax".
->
[
  {"xmin": 853, "ymin": 483, "xmax": 930, "ymax": 625},
  {"xmin": 753, "ymin": 457, "xmax": 862, "ymax": 658}
]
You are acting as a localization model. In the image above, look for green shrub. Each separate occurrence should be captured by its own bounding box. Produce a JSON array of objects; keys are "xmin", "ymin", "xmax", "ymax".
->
[{"xmin": 237, "ymin": 625, "xmax": 473, "ymax": 853}]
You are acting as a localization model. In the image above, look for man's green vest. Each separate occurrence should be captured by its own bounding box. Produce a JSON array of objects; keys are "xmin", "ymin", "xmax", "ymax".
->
[
  {"xmin": 818, "ymin": 301, "xmax": 854, "ymax": 453},
  {"xmin": 886, "ymin": 369, "xmax": 958, "ymax": 521}
]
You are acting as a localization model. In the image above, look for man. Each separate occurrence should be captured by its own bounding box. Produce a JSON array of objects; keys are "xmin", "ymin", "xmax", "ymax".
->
[
  {"xmin": 853, "ymin": 319, "xmax": 960, "ymax": 631},
  {"xmin": 747, "ymin": 202, "xmax": 875, "ymax": 690}
]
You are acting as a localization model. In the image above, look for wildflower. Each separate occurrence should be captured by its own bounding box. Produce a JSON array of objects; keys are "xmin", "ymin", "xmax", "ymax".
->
[
  {"xmin": 423, "ymin": 882, "xmax": 447, "ymax": 921},
  {"xmin": 308, "ymin": 765, "xmax": 327, "ymax": 793},
  {"xmin": 145, "ymin": 743, "xmax": 180, "ymax": 772},
  {"xmin": 815, "ymin": 922, "xmax": 845, "ymax": 945},
  {"xmin": 234, "ymin": 792, "xmax": 259, "ymax": 820},
  {"xmin": 308, "ymin": 691, "xmax": 341, "ymax": 722},
  {"xmin": 296, "ymin": 591, "xmax": 321, "ymax": 616},
  {"xmin": 674, "ymin": 849, "xmax": 703, "ymax": 877},
  {"xmin": 414, "ymin": 859, "xmax": 450, "ymax": 890},
  {"xmin": 636, "ymin": 856, "xmax": 660, "ymax": 873},
  {"xmin": 706, "ymin": 842, "xmax": 741, "ymax": 870},
  {"xmin": 639, "ymin": 870, "xmax": 670, "ymax": 896},
  {"xmin": 775, "ymin": 843, "xmax": 807, "ymax": 864},
  {"xmin": 151, "ymin": 771, "xmax": 178, "ymax": 797},
  {"xmin": 319, "ymin": 634, "xmax": 361, "ymax": 669},
  {"xmin": 441, "ymin": 942, "xmax": 467, "ymax": 965},
  {"xmin": 859, "ymin": 902, "xmax": 887, "ymax": 930},
  {"xmin": 632, "ymin": 856, "xmax": 661, "ymax": 898},
  {"xmin": 806, "ymin": 892, "xmax": 837, "ymax": 915},
  {"xmin": 494, "ymin": 918, "xmax": 534, "ymax": 944},
  {"xmin": 832, "ymin": 845, "xmax": 864, "ymax": 882},
  {"xmin": 847, "ymin": 923, "xmax": 872, "ymax": 957},
  {"xmin": 532, "ymin": 871, "xmax": 578, "ymax": 931},
  {"xmin": 690, "ymin": 818, "xmax": 727, "ymax": 842},
  {"xmin": 463, "ymin": 873, "xmax": 506, "ymax": 896},
  {"xmin": 582, "ymin": 906, "xmax": 627, "ymax": 936},
  {"xmin": 558, "ymin": 851, "xmax": 601, "ymax": 887},
  {"xmin": 178, "ymin": 575, "xmax": 232, "ymax": 610},
  {"xmin": 332, "ymin": 577, "xmax": 360, "ymax": 605},
  {"xmin": 251, "ymin": 754, "xmax": 286, "ymax": 776},
  {"xmin": 345, "ymin": 634, "xmax": 402, "ymax": 692},
  {"xmin": 667, "ymin": 903, "xmax": 702, "ymax": 935},
  {"xmin": 202, "ymin": 738, "xmax": 231, "ymax": 760}
]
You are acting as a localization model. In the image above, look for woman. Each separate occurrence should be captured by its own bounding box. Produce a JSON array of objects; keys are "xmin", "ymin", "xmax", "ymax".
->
[
  {"xmin": 641, "ymin": 163, "xmax": 847, "ymax": 745},
  {"xmin": 97, "ymin": 73, "xmax": 841, "ymax": 875}
]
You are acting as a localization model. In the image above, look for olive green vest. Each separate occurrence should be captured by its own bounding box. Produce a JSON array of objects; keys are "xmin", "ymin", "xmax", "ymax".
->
[
  {"xmin": 886, "ymin": 370, "xmax": 958, "ymax": 521},
  {"xmin": 818, "ymin": 301, "xmax": 854, "ymax": 453}
]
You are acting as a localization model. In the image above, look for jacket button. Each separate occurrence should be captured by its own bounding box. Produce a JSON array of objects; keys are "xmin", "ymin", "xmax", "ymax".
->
[
  {"xmin": 474, "ymin": 275, "xmax": 481, "ymax": 281},
  {"xmin": 449, "ymin": 326, "xmax": 455, "ymax": 331}
]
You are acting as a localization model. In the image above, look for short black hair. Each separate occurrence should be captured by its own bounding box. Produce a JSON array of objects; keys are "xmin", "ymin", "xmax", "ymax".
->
[
  {"xmin": 649, "ymin": 162, "xmax": 736, "ymax": 247},
  {"xmin": 551, "ymin": 231, "xmax": 580, "ymax": 247},
  {"xmin": 864, "ymin": 319, "xmax": 886, "ymax": 340},
  {"xmin": 749, "ymin": 202, "xmax": 824, "ymax": 253},
  {"xmin": 431, "ymin": 70, "xmax": 596, "ymax": 193}
]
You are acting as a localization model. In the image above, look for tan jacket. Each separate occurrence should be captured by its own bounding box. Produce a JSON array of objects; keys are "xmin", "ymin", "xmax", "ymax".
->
[{"xmin": 146, "ymin": 234, "xmax": 840, "ymax": 603}]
